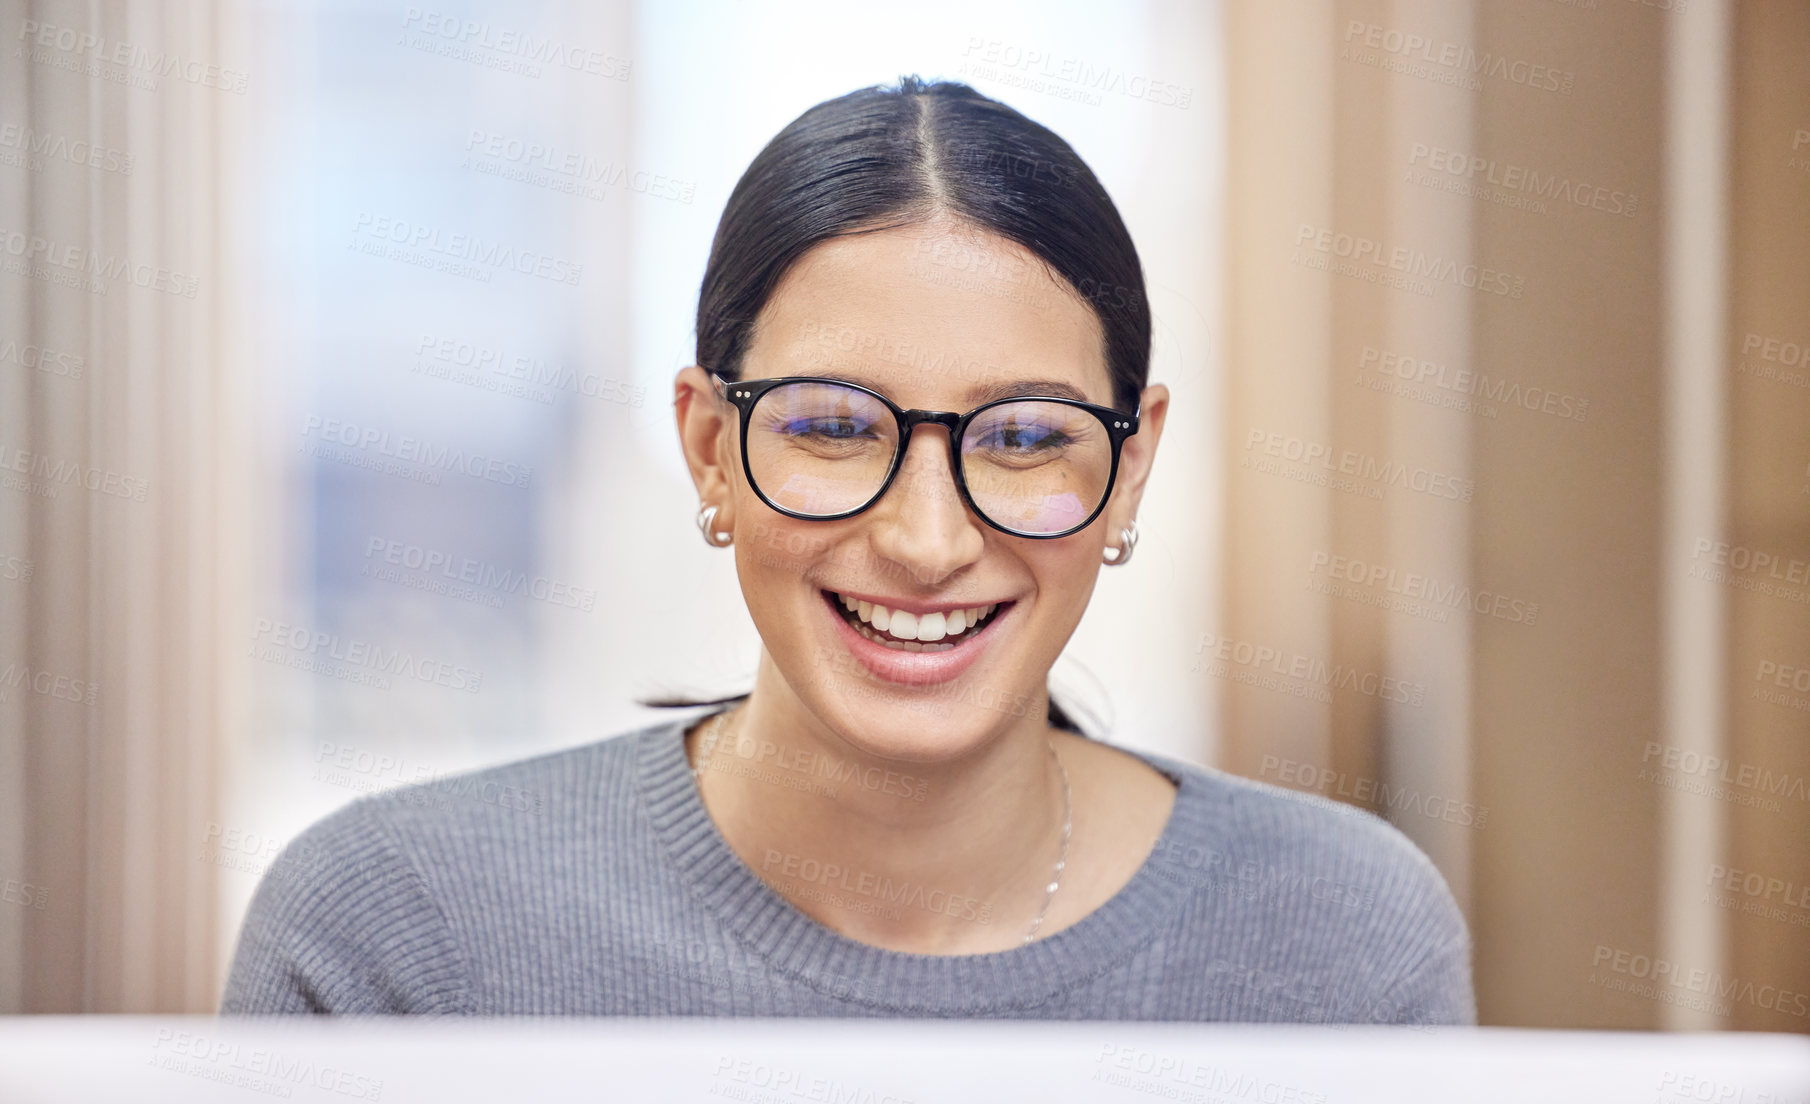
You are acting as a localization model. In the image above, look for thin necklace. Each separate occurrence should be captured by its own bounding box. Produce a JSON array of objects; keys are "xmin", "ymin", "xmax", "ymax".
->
[{"xmin": 689, "ymin": 706, "xmax": 1073, "ymax": 947}]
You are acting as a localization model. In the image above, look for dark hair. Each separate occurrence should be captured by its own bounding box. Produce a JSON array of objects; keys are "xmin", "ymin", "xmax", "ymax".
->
[{"xmin": 640, "ymin": 75, "xmax": 1152, "ymax": 737}]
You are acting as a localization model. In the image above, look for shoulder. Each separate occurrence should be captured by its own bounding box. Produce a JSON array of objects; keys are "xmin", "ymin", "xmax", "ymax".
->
[
  {"xmin": 349, "ymin": 720, "xmax": 651, "ymax": 834},
  {"xmin": 1134, "ymin": 748, "xmax": 1475, "ymax": 1023},
  {"xmin": 289, "ymin": 715, "xmax": 681, "ymax": 887},
  {"xmin": 219, "ymin": 787, "xmax": 464, "ymax": 1013},
  {"xmin": 1161, "ymin": 754, "xmax": 1458, "ymax": 909},
  {"xmin": 221, "ymin": 715, "xmax": 680, "ymax": 1013}
]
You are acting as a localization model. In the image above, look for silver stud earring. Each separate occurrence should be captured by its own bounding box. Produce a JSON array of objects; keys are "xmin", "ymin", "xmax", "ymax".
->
[
  {"xmin": 696, "ymin": 501, "xmax": 734, "ymax": 547},
  {"xmin": 1102, "ymin": 518, "xmax": 1139, "ymax": 566}
]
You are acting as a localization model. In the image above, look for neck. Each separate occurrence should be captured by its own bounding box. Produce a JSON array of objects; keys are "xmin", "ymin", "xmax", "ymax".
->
[{"xmin": 692, "ymin": 649, "xmax": 1069, "ymax": 954}]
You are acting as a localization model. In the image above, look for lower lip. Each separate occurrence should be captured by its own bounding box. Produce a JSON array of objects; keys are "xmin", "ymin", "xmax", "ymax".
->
[{"xmin": 821, "ymin": 590, "xmax": 1012, "ymax": 687}]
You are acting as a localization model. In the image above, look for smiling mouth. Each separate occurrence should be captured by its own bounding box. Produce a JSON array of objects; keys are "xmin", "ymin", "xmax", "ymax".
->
[{"xmin": 821, "ymin": 590, "xmax": 1009, "ymax": 652}]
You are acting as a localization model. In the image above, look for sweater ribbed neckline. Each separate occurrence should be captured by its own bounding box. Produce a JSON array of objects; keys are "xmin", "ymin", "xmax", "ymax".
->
[{"xmin": 634, "ymin": 705, "xmax": 1213, "ymax": 1014}]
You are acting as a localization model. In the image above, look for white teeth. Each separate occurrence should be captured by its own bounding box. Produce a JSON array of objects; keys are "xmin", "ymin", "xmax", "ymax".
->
[
  {"xmin": 848, "ymin": 617, "xmax": 956, "ymax": 652},
  {"xmin": 915, "ymin": 611, "xmax": 946, "ymax": 642},
  {"xmin": 832, "ymin": 591, "xmax": 1000, "ymax": 645}
]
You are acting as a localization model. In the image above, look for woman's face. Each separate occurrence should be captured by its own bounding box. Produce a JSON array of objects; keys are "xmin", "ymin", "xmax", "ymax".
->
[{"xmin": 679, "ymin": 217, "xmax": 1167, "ymax": 762}]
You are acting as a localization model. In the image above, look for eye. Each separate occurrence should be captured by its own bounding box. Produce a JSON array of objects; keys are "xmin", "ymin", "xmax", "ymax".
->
[
  {"xmin": 781, "ymin": 417, "xmax": 879, "ymax": 440},
  {"xmin": 973, "ymin": 419, "xmax": 1068, "ymax": 453}
]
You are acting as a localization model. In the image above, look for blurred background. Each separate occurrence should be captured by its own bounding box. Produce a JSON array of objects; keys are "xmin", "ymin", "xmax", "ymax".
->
[{"xmin": 0, "ymin": 0, "xmax": 1804, "ymax": 1031}]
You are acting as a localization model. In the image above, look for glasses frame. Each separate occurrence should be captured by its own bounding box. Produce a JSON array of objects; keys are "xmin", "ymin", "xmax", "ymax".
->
[{"xmin": 711, "ymin": 372, "xmax": 1140, "ymax": 539}]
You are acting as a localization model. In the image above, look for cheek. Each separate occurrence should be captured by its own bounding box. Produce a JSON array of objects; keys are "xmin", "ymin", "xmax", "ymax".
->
[
  {"xmin": 738, "ymin": 520, "xmax": 827, "ymax": 592},
  {"xmin": 1023, "ymin": 543, "xmax": 1100, "ymax": 617}
]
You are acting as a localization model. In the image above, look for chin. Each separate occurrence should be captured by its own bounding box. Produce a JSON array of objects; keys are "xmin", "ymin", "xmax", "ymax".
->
[{"xmin": 813, "ymin": 689, "xmax": 1014, "ymax": 765}]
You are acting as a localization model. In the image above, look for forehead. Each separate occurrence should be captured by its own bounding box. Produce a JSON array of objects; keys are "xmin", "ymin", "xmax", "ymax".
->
[{"xmin": 744, "ymin": 220, "xmax": 1113, "ymax": 409}]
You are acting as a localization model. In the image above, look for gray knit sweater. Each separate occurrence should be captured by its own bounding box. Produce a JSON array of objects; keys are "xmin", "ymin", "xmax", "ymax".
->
[{"xmin": 219, "ymin": 709, "xmax": 1476, "ymax": 1022}]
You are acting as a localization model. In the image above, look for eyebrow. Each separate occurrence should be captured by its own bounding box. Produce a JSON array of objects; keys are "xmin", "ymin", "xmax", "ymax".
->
[{"xmin": 808, "ymin": 371, "xmax": 1096, "ymax": 407}]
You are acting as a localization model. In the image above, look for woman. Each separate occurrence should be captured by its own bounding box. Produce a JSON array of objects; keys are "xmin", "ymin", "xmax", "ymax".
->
[{"xmin": 221, "ymin": 76, "xmax": 1475, "ymax": 1022}]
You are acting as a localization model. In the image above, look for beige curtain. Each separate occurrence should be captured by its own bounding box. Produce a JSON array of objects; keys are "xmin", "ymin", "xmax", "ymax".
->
[
  {"xmin": 3, "ymin": 0, "xmax": 1804, "ymax": 1028},
  {"xmin": 1221, "ymin": 0, "xmax": 1809, "ymax": 1031},
  {"xmin": 0, "ymin": 0, "xmax": 253, "ymax": 1012}
]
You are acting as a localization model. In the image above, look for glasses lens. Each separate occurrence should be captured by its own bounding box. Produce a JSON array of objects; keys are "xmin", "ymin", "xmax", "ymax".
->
[
  {"xmin": 961, "ymin": 401, "xmax": 1112, "ymax": 535},
  {"xmin": 746, "ymin": 381, "xmax": 898, "ymax": 515}
]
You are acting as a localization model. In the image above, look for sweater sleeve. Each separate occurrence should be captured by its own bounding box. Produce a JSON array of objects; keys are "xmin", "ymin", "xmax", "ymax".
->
[
  {"xmin": 1373, "ymin": 928, "xmax": 1478, "ymax": 1026},
  {"xmin": 1362, "ymin": 841, "xmax": 1477, "ymax": 1027},
  {"xmin": 218, "ymin": 798, "xmax": 471, "ymax": 1015}
]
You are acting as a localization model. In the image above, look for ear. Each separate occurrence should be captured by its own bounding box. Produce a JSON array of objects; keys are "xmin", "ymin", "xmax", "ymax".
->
[
  {"xmin": 1100, "ymin": 382, "xmax": 1169, "ymax": 542},
  {"xmin": 673, "ymin": 365, "xmax": 740, "ymax": 526}
]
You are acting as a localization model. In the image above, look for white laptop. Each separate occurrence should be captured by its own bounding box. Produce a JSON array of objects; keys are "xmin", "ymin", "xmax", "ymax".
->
[{"xmin": 1, "ymin": 1017, "xmax": 1807, "ymax": 1103}]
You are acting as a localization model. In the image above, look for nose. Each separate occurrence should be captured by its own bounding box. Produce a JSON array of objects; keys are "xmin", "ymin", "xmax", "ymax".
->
[{"xmin": 864, "ymin": 423, "xmax": 985, "ymax": 586}]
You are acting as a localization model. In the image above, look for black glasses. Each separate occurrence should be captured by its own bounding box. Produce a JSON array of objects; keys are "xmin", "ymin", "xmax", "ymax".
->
[{"xmin": 711, "ymin": 373, "xmax": 1139, "ymax": 539}]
